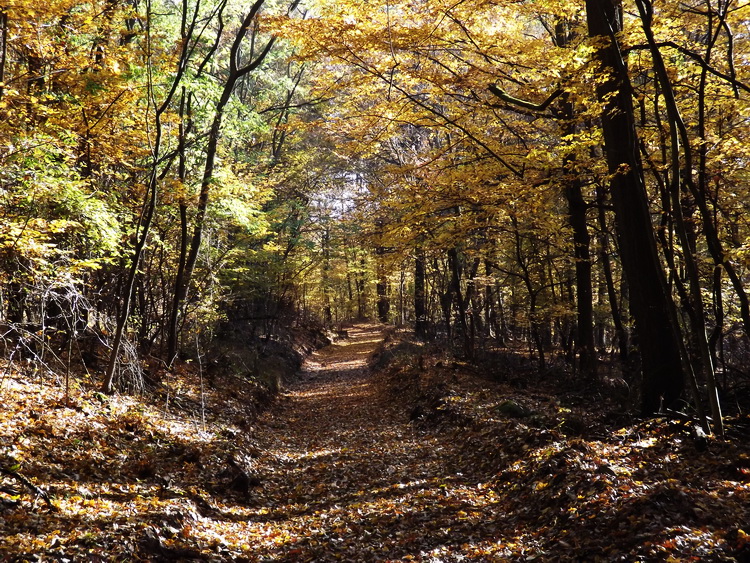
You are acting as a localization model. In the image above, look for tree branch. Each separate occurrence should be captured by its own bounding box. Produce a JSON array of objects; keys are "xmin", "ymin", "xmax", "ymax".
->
[
  {"xmin": 487, "ymin": 84, "xmax": 563, "ymax": 112},
  {"xmin": 625, "ymin": 41, "xmax": 750, "ymax": 94}
]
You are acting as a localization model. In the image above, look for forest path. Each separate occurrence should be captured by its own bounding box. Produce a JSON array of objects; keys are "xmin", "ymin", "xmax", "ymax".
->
[{"xmin": 245, "ymin": 323, "xmax": 501, "ymax": 561}]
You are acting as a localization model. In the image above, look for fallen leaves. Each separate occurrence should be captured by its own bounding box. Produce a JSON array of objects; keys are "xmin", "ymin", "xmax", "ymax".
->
[{"xmin": 2, "ymin": 325, "xmax": 750, "ymax": 561}]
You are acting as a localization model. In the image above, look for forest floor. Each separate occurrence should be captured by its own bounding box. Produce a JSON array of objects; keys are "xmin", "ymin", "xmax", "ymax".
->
[{"xmin": 2, "ymin": 323, "xmax": 750, "ymax": 561}]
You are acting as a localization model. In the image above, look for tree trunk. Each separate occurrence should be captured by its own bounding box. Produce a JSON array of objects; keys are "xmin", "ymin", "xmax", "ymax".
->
[
  {"xmin": 321, "ymin": 226, "xmax": 333, "ymax": 326},
  {"xmin": 414, "ymin": 250, "xmax": 429, "ymax": 339},
  {"xmin": 170, "ymin": 0, "xmax": 276, "ymax": 355},
  {"xmin": 6, "ymin": 277, "xmax": 26, "ymax": 324},
  {"xmin": 448, "ymin": 248, "xmax": 473, "ymax": 360},
  {"xmin": 104, "ymin": 0, "xmax": 221, "ymax": 392},
  {"xmin": 167, "ymin": 88, "xmax": 191, "ymax": 364},
  {"xmin": 596, "ymin": 197, "xmax": 629, "ymax": 364},
  {"xmin": 0, "ymin": 11, "xmax": 8, "ymax": 100},
  {"xmin": 635, "ymin": 0, "xmax": 720, "ymax": 433},
  {"xmin": 376, "ymin": 260, "xmax": 390, "ymax": 324},
  {"xmin": 357, "ymin": 257, "xmax": 366, "ymax": 318},
  {"xmin": 585, "ymin": 0, "xmax": 684, "ymax": 412},
  {"xmin": 485, "ymin": 261, "xmax": 504, "ymax": 346},
  {"xmin": 563, "ymin": 142, "xmax": 596, "ymax": 378}
]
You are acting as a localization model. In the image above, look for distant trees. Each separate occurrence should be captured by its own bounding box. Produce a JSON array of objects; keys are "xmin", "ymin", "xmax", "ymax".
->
[
  {"xmin": 278, "ymin": 0, "xmax": 750, "ymax": 427},
  {"xmin": 1, "ymin": 0, "xmax": 749, "ymax": 432},
  {"xmin": 0, "ymin": 0, "xmax": 330, "ymax": 391}
]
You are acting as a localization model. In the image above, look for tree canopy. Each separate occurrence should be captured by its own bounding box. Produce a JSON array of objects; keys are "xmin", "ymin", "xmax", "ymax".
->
[
  {"xmin": 3, "ymin": 0, "xmax": 750, "ymax": 559},
  {"xmin": 1, "ymin": 0, "xmax": 750, "ymax": 439}
]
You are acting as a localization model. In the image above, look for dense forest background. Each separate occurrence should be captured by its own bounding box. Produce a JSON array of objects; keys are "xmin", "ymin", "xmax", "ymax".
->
[
  {"xmin": 4, "ymin": 1, "xmax": 750, "ymax": 560},
  {"xmin": 1, "ymin": 0, "xmax": 749, "ymax": 431}
]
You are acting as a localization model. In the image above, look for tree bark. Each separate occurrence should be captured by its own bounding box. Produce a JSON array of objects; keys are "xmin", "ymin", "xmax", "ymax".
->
[
  {"xmin": 104, "ymin": 0, "xmax": 220, "ymax": 392},
  {"xmin": 448, "ymin": 248, "xmax": 473, "ymax": 360},
  {"xmin": 595, "ymin": 187, "xmax": 629, "ymax": 363},
  {"xmin": 170, "ymin": 0, "xmax": 277, "ymax": 357},
  {"xmin": 414, "ymin": 249, "xmax": 429, "ymax": 339},
  {"xmin": 376, "ymin": 252, "xmax": 390, "ymax": 324},
  {"xmin": 635, "ymin": 0, "xmax": 720, "ymax": 433},
  {"xmin": 167, "ymin": 88, "xmax": 191, "ymax": 364},
  {"xmin": 322, "ymin": 226, "xmax": 333, "ymax": 326},
  {"xmin": 0, "ymin": 11, "xmax": 7, "ymax": 100},
  {"xmin": 585, "ymin": 0, "xmax": 684, "ymax": 412},
  {"xmin": 562, "ymin": 119, "xmax": 596, "ymax": 378}
]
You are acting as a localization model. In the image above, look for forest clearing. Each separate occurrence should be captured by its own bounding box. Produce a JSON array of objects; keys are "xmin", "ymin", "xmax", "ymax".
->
[
  {"xmin": 2, "ymin": 0, "xmax": 750, "ymax": 560},
  {"xmin": 2, "ymin": 325, "xmax": 750, "ymax": 561}
]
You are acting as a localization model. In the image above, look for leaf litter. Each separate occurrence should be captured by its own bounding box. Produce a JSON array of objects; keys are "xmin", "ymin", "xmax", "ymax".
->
[{"xmin": 1, "ymin": 324, "xmax": 750, "ymax": 561}]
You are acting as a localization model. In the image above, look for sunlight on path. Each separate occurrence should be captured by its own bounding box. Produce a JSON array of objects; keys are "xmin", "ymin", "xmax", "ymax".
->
[{"xmin": 238, "ymin": 324, "xmax": 509, "ymax": 562}]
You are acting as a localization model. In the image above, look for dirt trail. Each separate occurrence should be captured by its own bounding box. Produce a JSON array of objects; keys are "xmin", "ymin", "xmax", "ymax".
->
[
  {"xmin": 245, "ymin": 324, "xmax": 500, "ymax": 561},
  {"xmin": 2, "ymin": 325, "xmax": 746, "ymax": 561}
]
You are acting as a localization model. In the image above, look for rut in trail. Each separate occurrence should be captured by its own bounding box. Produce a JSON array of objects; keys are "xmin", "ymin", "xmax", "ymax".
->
[{"xmin": 245, "ymin": 323, "xmax": 503, "ymax": 561}]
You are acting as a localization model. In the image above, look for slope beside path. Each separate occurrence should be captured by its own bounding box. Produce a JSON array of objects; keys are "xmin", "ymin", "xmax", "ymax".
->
[{"xmin": 0, "ymin": 323, "xmax": 499, "ymax": 562}]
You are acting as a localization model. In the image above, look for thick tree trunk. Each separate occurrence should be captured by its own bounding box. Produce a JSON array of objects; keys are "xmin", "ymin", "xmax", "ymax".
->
[
  {"xmin": 552, "ymin": 15, "xmax": 597, "ymax": 379},
  {"xmin": 635, "ymin": 0, "xmax": 719, "ymax": 433},
  {"xmin": 585, "ymin": 0, "xmax": 684, "ymax": 412}
]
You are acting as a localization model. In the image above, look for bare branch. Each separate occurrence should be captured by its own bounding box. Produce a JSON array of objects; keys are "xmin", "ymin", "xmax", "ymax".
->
[{"xmin": 487, "ymin": 84, "xmax": 564, "ymax": 112}]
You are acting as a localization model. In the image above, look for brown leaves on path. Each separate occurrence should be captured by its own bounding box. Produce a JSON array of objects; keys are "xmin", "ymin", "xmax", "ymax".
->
[
  {"xmin": 244, "ymin": 325, "xmax": 750, "ymax": 561},
  {"xmin": 3, "ymin": 324, "xmax": 750, "ymax": 561},
  {"xmin": 246, "ymin": 323, "xmax": 492, "ymax": 561}
]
